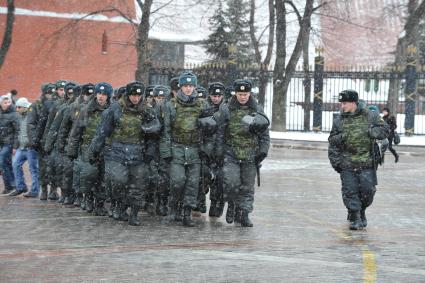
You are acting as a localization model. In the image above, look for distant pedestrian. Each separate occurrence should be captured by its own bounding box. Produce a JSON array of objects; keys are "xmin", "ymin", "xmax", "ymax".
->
[
  {"xmin": 0, "ymin": 95, "xmax": 20, "ymax": 194},
  {"xmin": 9, "ymin": 98, "xmax": 40, "ymax": 197},
  {"xmin": 382, "ymin": 107, "xmax": 399, "ymax": 163},
  {"xmin": 10, "ymin": 89, "xmax": 18, "ymax": 105}
]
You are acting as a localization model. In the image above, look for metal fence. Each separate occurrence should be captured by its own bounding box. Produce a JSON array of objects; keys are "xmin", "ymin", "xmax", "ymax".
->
[{"xmin": 149, "ymin": 62, "xmax": 425, "ymax": 135}]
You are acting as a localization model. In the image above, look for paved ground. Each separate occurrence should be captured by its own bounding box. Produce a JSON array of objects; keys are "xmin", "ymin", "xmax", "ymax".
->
[{"xmin": 1, "ymin": 146, "xmax": 425, "ymax": 282}]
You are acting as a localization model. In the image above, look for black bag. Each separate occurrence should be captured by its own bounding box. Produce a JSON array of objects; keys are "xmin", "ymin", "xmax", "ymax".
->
[{"xmin": 394, "ymin": 131, "xmax": 400, "ymax": 145}]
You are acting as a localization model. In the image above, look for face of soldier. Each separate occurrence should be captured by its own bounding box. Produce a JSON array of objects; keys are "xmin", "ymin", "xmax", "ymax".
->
[
  {"xmin": 154, "ymin": 96, "xmax": 165, "ymax": 103},
  {"xmin": 45, "ymin": 93, "xmax": 53, "ymax": 100},
  {"xmin": 235, "ymin": 92, "xmax": 250, "ymax": 105},
  {"xmin": 83, "ymin": 94, "xmax": 92, "ymax": 102},
  {"xmin": 340, "ymin": 101, "xmax": 357, "ymax": 113},
  {"xmin": 1, "ymin": 98, "xmax": 12, "ymax": 111},
  {"xmin": 146, "ymin": 96, "xmax": 153, "ymax": 104},
  {"xmin": 181, "ymin": 84, "xmax": 195, "ymax": 96},
  {"xmin": 382, "ymin": 110, "xmax": 389, "ymax": 117},
  {"xmin": 210, "ymin": 94, "xmax": 222, "ymax": 105},
  {"xmin": 57, "ymin": 88, "xmax": 65, "ymax": 98},
  {"xmin": 96, "ymin": 93, "xmax": 108, "ymax": 106},
  {"xmin": 129, "ymin": 94, "xmax": 142, "ymax": 105}
]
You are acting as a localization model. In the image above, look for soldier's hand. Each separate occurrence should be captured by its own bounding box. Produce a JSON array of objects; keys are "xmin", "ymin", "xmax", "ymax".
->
[
  {"xmin": 255, "ymin": 152, "xmax": 267, "ymax": 165},
  {"xmin": 163, "ymin": 157, "xmax": 172, "ymax": 163}
]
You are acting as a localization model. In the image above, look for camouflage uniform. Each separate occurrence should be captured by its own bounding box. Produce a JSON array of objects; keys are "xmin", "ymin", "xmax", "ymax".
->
[
  {"xmin": 27, "ymin": 84, "xmax": 55, "ymax": 200},
  {"xmin": 89, "ymin": 82, "xmax": 159, "ymax": 226},
  {"xmin": 67, "ymin": 92, "xmax": 110, "ymax": 215},
  {"xmin": 216, "ymin": 87, "xmax": 270, "ymax": 227},
  {"xmin": 328, "ymin": 90, "xmax": 389, "ymax": 230},
  {"xmin": 160, "ymin": 84, "xmax": 215, "ymax": 227},
  {"xmin": 41, "ymin": 80, "xmax": 68, "ymax": 200},
  {"xmin": 44, "ymin": 82, "xmax": 77, "ymax": 202}
]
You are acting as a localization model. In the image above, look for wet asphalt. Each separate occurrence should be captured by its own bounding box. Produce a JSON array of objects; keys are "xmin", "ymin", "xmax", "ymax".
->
[{"xmin": 1, "ymin": 145, "xmax": 424, "ymax": 282}]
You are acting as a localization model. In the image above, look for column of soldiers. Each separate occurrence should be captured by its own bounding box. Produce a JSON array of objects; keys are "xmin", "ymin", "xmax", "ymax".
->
[{"xmin": 15, "ymin": 71, "xmax": 270, "ymax": 228}]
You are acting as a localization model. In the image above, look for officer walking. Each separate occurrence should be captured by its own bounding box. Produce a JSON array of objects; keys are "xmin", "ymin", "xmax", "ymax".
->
[
  {"xmin": 160, "ymin": 72, "xmax": 217, "ymax": 227},
  {"xmin": 216, "ymin": 79, "xmax": 270, "ymax": 227},
  {"xmin": 89, "ymin": 81, "xmax": 160, "ymax": 226},
  {"xmin": 328, "ymin": 90, "xmax": 389, "ymax": 230}
]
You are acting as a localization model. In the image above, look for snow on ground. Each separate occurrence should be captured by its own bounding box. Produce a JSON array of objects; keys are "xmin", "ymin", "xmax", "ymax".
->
[{"xmin": 271, "ymin": 131, "xmax": 425, "ymax": 147}]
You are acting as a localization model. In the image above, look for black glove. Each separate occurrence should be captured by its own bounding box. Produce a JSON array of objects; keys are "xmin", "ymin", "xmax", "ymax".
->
[
  {"xmin": 163, "ymin": 157, "xmax": 172, "ymax": 163},
  {"xmin": 199, "ymin": 151, "xmax": 209, "ymax": 163},
  {"xmin": 333, "ymin": 166, "xmax": 342, "ymax": 173},
  {"xmin": 255, "ymin": 152, "xmax": 267, "ymax": 164}
]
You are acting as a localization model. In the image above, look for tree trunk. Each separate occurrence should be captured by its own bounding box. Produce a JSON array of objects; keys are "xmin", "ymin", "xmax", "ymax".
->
[
  {"xmin": 302, "ymin": 25, "xmax": 311, "ymax": 131},
  {"xmin": 272, "ymin": 0, "xmax": 287, "ymax": 131},
  {"xmin": 387, "ymin": 0, "xmax": 425, "ymax": 115},
  {"xmin": 135, "ymin": 0, "xmax": 153, "ymax": 83},
  {"xmin": 0, "ymin": 0, "xmax": 15, "ymax": 70}
]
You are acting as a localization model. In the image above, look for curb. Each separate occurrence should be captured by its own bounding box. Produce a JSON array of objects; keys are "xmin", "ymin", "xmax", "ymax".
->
[{"xmin": 271, "ymin": 139, "xmax": 425, "ymax": 157}]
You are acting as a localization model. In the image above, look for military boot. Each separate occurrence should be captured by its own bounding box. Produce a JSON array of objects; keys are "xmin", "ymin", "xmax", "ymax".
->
[
  {"xmin": 40, "ymin": 186, "xmax": 48, "ymax": 201},
  {"xmin": 47, "ymin": 187, "xmax": 59, "ymax": 200},
  {"xmin": 156, "ymin": 197, "xmax": 168, "ymax": 216},
  {"xmin": 108, "ymin": 200, "xmax": 116, "ymax": 218},
  {"xmin": 112, "ymin": 201, "xmax": 122, "ymax": 220},
  {"xmin": 182, "ymin": 206, "xmax": 195, "ymax": 227},
  {"xmin": 395, "ymin": 153, "xmax": 399, "ymax": 163},
  {"xmin": 197, "ymin": 198, "xmax": 207, "ymax": 214},
  {"xmin": 85, "ymin": 193, "xmax": 94, "ymax": 213},
  {"xmin": 64, "ymin": 193, "xmax": 75, "ymax": 206},
  {"xmin": 217, "ymin": 201, "xmax": 224, "ymax": 218},
  {"xmin": 347, "ymin": 211, "xmax": 355, "ymax": 222},
  {"xmin": 241, "ymin": 211, "xmax": 253, "ymax": 227},
  {"xmin": 226, "ymin": 201, "xmax": 235, "ymax": 224},
  {"xmin": 74, "ymin": 193, "xmax": 83, "ymax": 207},
  {"xmin": 175, "ymin": 202, "xmax": 183, "ymax": 222},
  {"xmin": 234, "ymin": 206, "xmax": 242, "ymax": 224},
  {"xmin": 360, "ymin": 209, "xmax": 367, "ymax": 228},
  {"xmin": 80, "ymin": 194, "xmax": 87, "ymax": 210},
  {"xmin": 209, "ymin": 200, "xmax": 217, "ymax": 217},
  {"xmin": 129, "ymin": 206, "xmax": 141, "ymax": 226},
  {"xmin": 94, "ymin": 199, "xmax": 108, "ymax": 216},
  {"xmin": 349, "ymin": 212, "xmax": 364, "ymax": 230},
  {"xmin": 119, "ymin": 204, "xmax": 129, "ymax": 221}
]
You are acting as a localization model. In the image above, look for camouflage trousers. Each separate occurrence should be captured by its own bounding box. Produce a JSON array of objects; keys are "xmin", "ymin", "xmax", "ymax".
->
[
  {"xmin": 79, "ymin": 159, "xmax": 106, "ymax": 201},
  {"xmin": 169, "ymin": 163, "xmax": 200, "ymax": 209},
  {"xmin": 61, "ymin": 155, "xmax": 74, "ymax": 197},
  {"xmin": 38, "ymin": 152, "xmax": 49, "ymax": 189},
  {"xmin": 340, "ymin": 169, "xmax": 377, "ymax": 212},
  {"xmin": 105, "ymin": 160, "xmax": 148, "ymax": 207},
  {"xmin": 46, "ymin": 148, "xmax": 63, "ymax": 189},
  {"xmin": 223, "ymin": 157, "xmax": 256, "ymax": 213}
]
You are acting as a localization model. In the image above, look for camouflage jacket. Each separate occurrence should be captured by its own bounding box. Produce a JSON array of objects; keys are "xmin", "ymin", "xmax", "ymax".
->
[
  {"xmin": 88, "ymin": 96, "xmax": 157, "ymax": 165},
  {"xmin": 67, "ymin": 97, "xmax": 110, "ymax": 161},
  {"xmin": 159, "ymin": 92, "xmax": 214, "ymax": 164},
  {"xmin": 328, "ymin": 105, "xmax": 389, "ymax": 171},
  {"xmin": 216, "ymin": 96, "xmax": 270, "ymax": 163}
]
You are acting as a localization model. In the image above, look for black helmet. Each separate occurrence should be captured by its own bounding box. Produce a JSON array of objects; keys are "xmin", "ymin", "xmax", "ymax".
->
[
  {"xmin": 73, "ymin": 85, "xmax": 82, "ymax": 97},
  {"xmin": 64, "ymin": 82, "xmax": 78, "ymax": 98},
  {"xmin": 41, "ymin": 83, "xmax": 56, "ymax": 95},
  {"xmin": 141, "ymin": 114, "xmax": 161, "ymax": 135},
  {"xmin": 242, "ymin": 112, "xmax": 270, "ymax": 135}
]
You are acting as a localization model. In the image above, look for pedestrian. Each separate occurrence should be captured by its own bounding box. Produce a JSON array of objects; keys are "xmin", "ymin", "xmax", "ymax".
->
[
  {"xmin": 160, "ymin": 72, "xmax": 217, "ymax": 227},
  {"xmin": 382, "ymin": 107, "xmax": 399, "ymax": 163},
  {"xmin": 9, "ymin": 98, "xmax": 41, "ymax": 197},
  {"xmin": 0, "ymin": 95, "xmax": 20, "ymax": 194},
  {"xmin": 328, "ymin": 90, "xmax": 389, "ymax": 230},
  {"xmin": 216, "ymin": 79, "xmax": 270, "ymax": 227},
  {"xmin": 89, "ymin": 81, "xmax": 161, "ymax": 226}
]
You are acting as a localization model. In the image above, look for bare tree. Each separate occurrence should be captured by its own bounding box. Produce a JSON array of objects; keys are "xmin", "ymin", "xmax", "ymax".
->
[
  {"xmin": 135, "ymin": 0, "xmax": 154, "ymax": 82},
  {"xmin": 271, "ymin": 0, "xmax": 323, "ymax": 131},
  {"xmin": 387, "ymin": 0, "xmax": 425, "ymax": 115},
  {"xmin": 249, "ymin": 0, "xmax": 275, "ymax": 106},
  {"xmin": 0, "ymin": 0, "xmax": 15, "ymax": 71}
]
